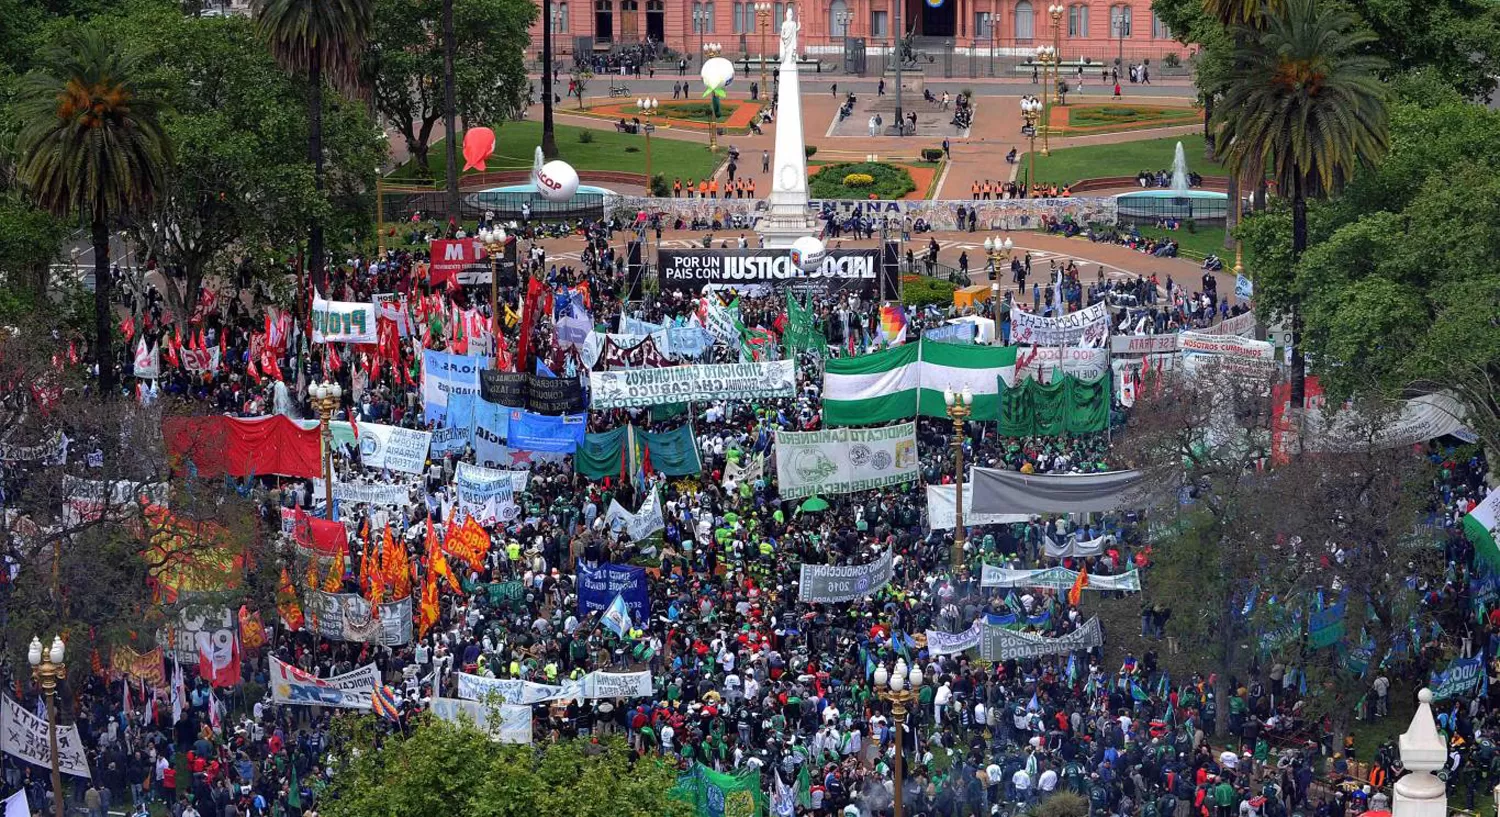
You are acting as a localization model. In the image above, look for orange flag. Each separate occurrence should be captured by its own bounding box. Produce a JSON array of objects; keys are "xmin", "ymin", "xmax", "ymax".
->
[
  {"xmin": 381, "ymin": 523, "xmax": 412, "ymax": 599},
  {"xmin": 1067, "ymin": 563, "xmax": 1089, "ymax": 607},
  {"xmin": 418, "ymin": 561, "xmax": 441, "ymax": 637},
  {"xmin": 443, "ymin": 514, "xmax": 491, "ymax": 573},
  {"xmin": 322, "ymin": 550, "xmax": 345, "ymax": 593},
  {"xmin": 277, "ymin": 568, "xmax": 305, "ymax": 631},
  {"xmin": 427, "ymin": 515, "xmax": 462, "ymax": 593}
]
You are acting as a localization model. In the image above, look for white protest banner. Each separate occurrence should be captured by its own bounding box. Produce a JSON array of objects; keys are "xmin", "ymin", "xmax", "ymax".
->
[
  {"xmin": 182, "ymin": 346, "xmax": 220, "ymax": 374},
  {"xmin": 133, "ymin": 339, "xmax": 160, "ymax": 379},
  {"xmin": 0, "ymin": 431, "xmax": 67, "ymax": 463},
  {"xmin": 421, "ymin": 350, "xmax": 490, "ymax": 423},
  {"xmin": 455, "ymin": 674, "xmax": 566, "ymax": 704},
  {"xmin": 1110, "ymin": 334, "xmax": 1180, "ymax": 355},
  {"xmin": 799, "ymin": 549, "xmax": 895, "ymax": 603},
  {"xmin": 312, "ymin": 479, "xmax": 413, "ymax": 508},
  {"xmin": 61, "ymin": 475, "xmax": 169, "ymax": 526},
  {"xmin": 312, "ymin": 295, "xmax": 377, "ymax": 344},
  {"xmin": 429, "ymin": 697, "xmax": 533, "ymax": 743},
  {"xmin": 723, "ymin": 453, "xmax": 766, "ymax": 488},
  {"xmin": 1013, "ymin": 347, "xmax": 1110, "ymax": 384},
  {"xmin": 980, "ymin": 564, "xmax": 1141, "ymax": 592},
  {"xmin": 590, "ymin": 360, "xmax": 796, "ymax": 408},
  {"xmin": 775, "ymin": 422, "xmax": 919, "ymax": 501},
  {"xmin": 1179, "ymin": 331, "xmax": 1275, "ymax": 360},
  {"xmin": 925, "ymin": 621, "xmax": 983, "ymax": 656},
  {"xmin": 1197, "ymin": 310, "xmax": 1258, "ymax": 337},
  {"xmin": 0, "ymin": 695, "xmax": 91, "ymax": 778},
  {"xmin": 268, "ymin": 656, "xmax": 378, "ymax": 709},
  {"xmin": 304, "ymin": 592, "xmax": 413, "ymax": 646},
  {"xmin": 373, "ymin": 293, "xmax": 411, "ymax": 336},
  {"xmin": 1009, "ymin": 302, "xmax": 1109, "ymax": 348},
  {"xmin": 352, "ymin": 422, "xmax": 432, "ymax": 475},
  {"xmin": 924, "ymin": 484, "xmax": 1029, "ymax": 531},
  {"xmin": 455, "ymin": 462, "xmax": 522, "ymax": 526},
  {"xmin": 979, "ymin": 616, "xmax": 1103, "ymax": 661},
  {"xmin": 157, "ymin": 607, "xmax": 235, "ymax": 663},
  {"xmin": 605, "ymin": 490, "xmax": 665, "ymax": 542},
  {"xmin": 579, "ymin": 670, "xmax": 655, "ymax": 699},
  {"xmin": 1043, "ymin": 534, "xmax": 1110, "ymax": 559}
]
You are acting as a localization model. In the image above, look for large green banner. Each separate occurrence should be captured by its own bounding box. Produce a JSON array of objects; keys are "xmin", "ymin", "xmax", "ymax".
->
[{"xmin": 672, "ymin": 764, "xmax": 764, "ymax": 817}]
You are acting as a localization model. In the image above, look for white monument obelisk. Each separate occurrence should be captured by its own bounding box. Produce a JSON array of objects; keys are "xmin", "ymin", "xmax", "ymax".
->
[
  {"xmin": 756, "ymin": 7, "xmax": 818, "ymax": 248},
  {"xmin": 1394, "ymin": 688, "xmax": 1448, "ymax": 817}
]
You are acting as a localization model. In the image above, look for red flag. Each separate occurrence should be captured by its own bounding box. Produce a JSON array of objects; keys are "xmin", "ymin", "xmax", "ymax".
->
[
  {"xmin": 346, "ymin": 407, "xmax": 360, "ymax": 439},
  {"xmin": 196, "ymin": 627, "xmax": 240, "ymax": 687},
  {"xmin": 1067, "ymin": 563, "xmax": 1089, "ymax": 607}
]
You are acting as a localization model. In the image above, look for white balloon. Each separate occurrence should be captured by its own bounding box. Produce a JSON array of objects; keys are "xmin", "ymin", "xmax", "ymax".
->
[
  {"xmin": 534, "ymin": 160, "xmax": 580, "ymax": 202},
  {"xmin": 789, "ymin": 236, "xmax": 826, "ymax": 273},
  {"xmin": 700, "ymin": 57, "xmax": 736, "ymax": 90}
]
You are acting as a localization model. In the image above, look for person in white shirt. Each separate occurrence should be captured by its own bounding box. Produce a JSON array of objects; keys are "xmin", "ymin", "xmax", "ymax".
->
[
  {"xmin": 933, "ymin": 682, "xmax": 952, "ymax": 724},
  {"xmin": 1037, "ymin": 767, "xmax": 1058, "ymax": 793},
  {"xmin": 1011, "ymin": 768, "xmax": 1032, "ymax": 804}
]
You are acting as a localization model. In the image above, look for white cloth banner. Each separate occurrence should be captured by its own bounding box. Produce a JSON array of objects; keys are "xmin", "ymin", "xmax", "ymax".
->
[
  {"xmin": 133, "ymin": 339, "xmax": 160, "ymax": 379},
  {"xmin": 455, "ymin": 462, "xmax": 523, "ymax": 526},
  {"xmin": 1042, "ymin": 534, "xmax": 1110, "ymax": 559},
  {"xmin": 455, "ymin": 670, "xmax": 653, "ymax": 703},
  {"xmin": 723, "ymin": 453, "xmax": 766, "ymax": 488},
  {"xmin": 590, "ymin": 361, "xmax": 796, "ymax": 408},
  {"xmin": 1110, "ymin": 334, "xmax": 1180, "ymax": 355},
  {"xmin": 0, "ymin": 695, "xmax": 91, "ymax": 778},
  {"xmin": 1197, "ymin": 311, "xmax": 1258, "ymax": 337},
  {"xmin": 925, "ymin": 621, "xmax": 983, "ymax": 656},
  {"xmin": 1012, "ymin": 347, "xmax": 1110, "ymax": 384},
  {"xmin": 775, "ymin": 422, "xmax": 919, "ymax": 501},
  {"xmin": 605, "ymin": 490, "xmax": 665, "ymax": 542},
  {"xmin": 979, "ymin": 616, "xmax": 1104, "ymax": 661},
  {"xmin": 268, "ymin": 657, "xmax": 378, "ymax": 709},
  {"xmin": 429, "ymin": 697, "xmax": 533, "ymax": 743},
  {"xmin": 1179, "ymin": 331, "xmax": 1275, "ymax": 360},
  {"xmin": 924, "ymin": 483, "xmax": 1029, "ymax": 531},
  {"xmin": 1306, "ymin": 392, "xmax": 1473, "ymax": 453},
  {"xmin": 799, "ymin": 549, "xmax": 895, "ymax": 603},
  {"xmin": 182, "ymin": 346, "xmax": 220, "ymax": 374},
  {"xmin": 980, "ymin": 565, "xmax": 1141, "ymax": 591},
  {"xmin": 304, "ymin": 592, "xmax": 413, "ymax": 645},
  {"xmin": 353, "ymin": 422, "xmax": 432, "ymax": 474},
  {"xmin": 1009, "ymin": 303, "xmax": 1109, "ymax": 347},
  {"xmin": 312, "ymin": 479, "xmax": 414, "ymax": 507},
  {"xmin": 312, "ymin": 295, "xmax": 377, "ymax": 344},
  {"xmin": 61, "ymin": 475, "xmax": 169, "ymax": 526},
  {"xmin": 0, "ymin": 432, "xmax": 68, "ymax": 463}
]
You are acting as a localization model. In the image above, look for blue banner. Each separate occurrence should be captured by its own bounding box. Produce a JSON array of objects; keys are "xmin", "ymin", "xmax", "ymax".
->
[
  {"xmin": 422, "ymin": 350, "xmax": 489, "ymax": 424},
  {"xmin": 577, "ymin": 561, "xmax": 650, "ymax": 621},
  {"xmin": 924, "ymin": 322, "xmax": 976, "ymax": 345},
  {"xmin": 1431, "ymin": 656, "xmax": 1486, "ymax": 701},
  {"xmin": 474, "ymin": 399, "xmax": 513, "ymax": 467},
  {"xmin": 508, "ymin": 409, "xmax": 587, "ymax": 453}
]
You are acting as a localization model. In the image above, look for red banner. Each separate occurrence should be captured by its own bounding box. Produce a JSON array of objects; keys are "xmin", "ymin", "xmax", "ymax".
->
[
  {"xmin": 165, "ymin": 414, "xmax": 322, "ymax": 479},
  {"xmin": 429, "ymin": 239, "xmax": 491, "ymax": 287}
]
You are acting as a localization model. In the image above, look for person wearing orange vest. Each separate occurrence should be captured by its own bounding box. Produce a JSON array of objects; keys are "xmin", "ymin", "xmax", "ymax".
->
[
  {"xmin": 709, "ymin": 179, "xmax": 718, "ymax": 198},
  {"xmin": 698, "ymin": 179, "xmax": 708, "ymax": 197},
  {"xmin": 971, "ymin": 181, "xmax": 980, "ymax": 200},
  {"xmin": 685, "ymin": 178, "xmax": 695, "ymax": 198},
  {"xmin": 673, "ymin": 178, "xmax": 682, "ymax": 197},
  {"xmin": 748, "ymin": 178, "xmax": 756, "ymax": 198}
]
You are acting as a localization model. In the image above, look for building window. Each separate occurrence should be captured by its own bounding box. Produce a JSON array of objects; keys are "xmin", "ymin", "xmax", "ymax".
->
[
  {"xmin": 1014, "ymin": 0, "xmax": 1034, "ymax": 40},
  {"xmin": 734, "ymin": 1, "xmax": 746, "ymax": 33},
  {"xmin": 828, "ymin": 0, "xmax": 849, "ymax": 36},
  {"xmin": 553, "ymin": 2, "xmax": 569, "ymax": 31},
  {"xmin": 1067, "ymin": 4, "xmax": 1087, "ymax": 37},
  {"xmin": 1110, "ymin": 4, "xmax": 1131, "ymax": 37},
  {"xmin": 595, "ymin": 0, "xmax": 613, "ymax": 38},
  {"xmin": 693, "ymin": 0, "xmax": 716, "ymax": 32},
  {"xmin": 869, "ymin": 8, "xmax": 888, "ymax": 36},
  {"xmin": 974, "ymin": 10, "xmax": 993, "ymax": 38},
  {"xmin": 1152, "ymin": 11, "xmax": 1170, "ymax": 38}
]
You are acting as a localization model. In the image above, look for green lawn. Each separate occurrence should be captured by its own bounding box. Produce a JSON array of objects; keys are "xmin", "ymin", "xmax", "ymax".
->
[
  {"xmin": 388, "ymin": 119, "xmax": 722, "ymax": 185},
  {"xmin": 1023, "ymin": 133, "xmax": 1221, "ymax": 186},
  {"xmin": 1067, "ymin": 104, "xmax": 1201, "ymax": 130},
  {"xmin": 1136, "ymin": 224, "xmax": 1230, "ymax": 260}
]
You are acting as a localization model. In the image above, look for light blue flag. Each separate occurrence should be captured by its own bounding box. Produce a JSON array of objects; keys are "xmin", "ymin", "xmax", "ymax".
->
[{"xmin": 601, "ymin": 592, "xmax": 632, "ymax": 637}]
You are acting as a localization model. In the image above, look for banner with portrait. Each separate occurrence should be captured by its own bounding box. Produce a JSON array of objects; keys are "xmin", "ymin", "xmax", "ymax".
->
[
  {"xmin": 268, "ymin": 656, "xmax": 378, "ymax": 709},
  {"xmin": 304, "ymin": 592, "xmax": 413, "ymax": 646}
]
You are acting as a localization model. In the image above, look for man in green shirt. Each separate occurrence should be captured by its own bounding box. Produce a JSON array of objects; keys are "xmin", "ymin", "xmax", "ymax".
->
[{"xmin": 1213, "ymin": 779, "xmax": 1236, "ymax": 817}]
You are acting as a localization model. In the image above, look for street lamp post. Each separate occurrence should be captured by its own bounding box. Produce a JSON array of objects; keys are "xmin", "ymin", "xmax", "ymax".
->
[
  {"xmin": 1019, "ymin": 95, "xmax": 1042, "ymax": 197},
  {"xmin": 635, "ymin": 98, "xmax": 659, "ymax": 187},
  {"xmin": 943, "ymin": 385, "xmax": 973, "ymax": 572},
  {"xmin": 703, "ymin": 42, "xmax": 723, "ymax": 153},
  {"xmin": 1034, "ymin": 45, "xmax": 1055, "ymax": 156},
  {"xmin": 309, "ymin": 381, "xmax": 342, "ymax": 517},
  {"xmin": 988, "ymin": 15, "xmax": 996, "ymax": 77},
  {"xmin": 1048, "ymin": 4, "xmax": 1064, "ymax": 104},
  {"xmin": 982, "ymin": 235, "xmax": 1013, "ymax": 281},
  {"xmin": 836, "ymin": 10, "xmax": 854, "ymax": 66},
  {"xmin": 874, "ymin": 659, "xmax": 925, "ymax": 817},
  {"xmin": 28, "ymin": 636, "xmax": 66, "ymax": 817},
  {"xmin": 695, "ymin": 9, "xmax": 707, "ymax": 63},
  {"xmin": 755, "ymin": 2, "xmax": 773, "ymax": 96},
  {"xmin": 479, "ymin": 226, "xmax": 508, "ymax": 363}
]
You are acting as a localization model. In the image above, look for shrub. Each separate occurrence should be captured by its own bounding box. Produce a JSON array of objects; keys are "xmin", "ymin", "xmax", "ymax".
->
[
  {"xmin": 842, "ymin": 173, "xmax": 876, "ymax": 186},
  {"xmin": 805, "ymin": 145, "xmax": 818, "ymax": 158},
  {"xmin": 901, "ymin": 275, "xmax": 957, "ymax": 308},
  {"xmin": 1185, "ymin": 219, "xmax": 1197, "ymax": 233},
  {"xmin": 648, "ymin": 173, "xmax": 669, "ymax": 196},
  {"xmin": 921, "ymin": 148, "xmax": 944, "ymax": 162},
  {"xmin": 1030, "ymin": 792, "xmax": 1089, "ymax": 817},
  {"xmin": 808, "ymin": 161, "xmax": 916, "ymax": 199},
  {"xmin": 960, "ymin": 87, "xmax": 973, "ymax": 98},
  {"xmin": 625, "ymin": 146, "xmax": 640, "ymax": 153},
  {"xmin": 578, "ymin": 130, "xmax": 594, "ymax": 143}
]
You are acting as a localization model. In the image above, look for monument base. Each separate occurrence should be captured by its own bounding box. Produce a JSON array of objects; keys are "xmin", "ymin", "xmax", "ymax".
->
[
  {"xmin": 882, "ymin": 68, "xmax": 925, "ymax": 95},
  {"xmin": 756, "ymin": 212, "xmax": 819, "ymax": 249}
]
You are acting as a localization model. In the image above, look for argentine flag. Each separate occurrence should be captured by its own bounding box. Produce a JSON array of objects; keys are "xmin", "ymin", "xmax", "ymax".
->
[{"xmin": 601, "ymin": 592, "xmax": 633, "ymax": 638}]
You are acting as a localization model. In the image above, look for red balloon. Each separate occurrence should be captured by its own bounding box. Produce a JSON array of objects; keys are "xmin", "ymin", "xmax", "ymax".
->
[{"xmin": 462, "ymin": 127, "xmax": 496, "ymax": 171}]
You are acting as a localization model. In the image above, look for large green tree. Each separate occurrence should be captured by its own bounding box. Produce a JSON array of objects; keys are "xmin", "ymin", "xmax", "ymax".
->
[
  {"xmin": 255, "ymin": 0, "xmax": 372, "ymax": 292},
  {"xmin": 368, "ymin": 0, "xmax": 534, "ymax": 180},
  {"xmin": 1213, "ymin": 0, "xmax": 1388, "ymax": 410},
  {"xmin": 15, "ymin": 29, "xmax": 173, "ymax": 397}
]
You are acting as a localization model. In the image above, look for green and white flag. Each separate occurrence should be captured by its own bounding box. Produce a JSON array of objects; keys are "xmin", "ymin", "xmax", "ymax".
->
[
  {"xmin": 1464, "ymin": 489, "xmax": 1500, "ymax": 571},
  {"xmin": 822, "ymin": 339, "xmax": 1016, "ymax": 426}
]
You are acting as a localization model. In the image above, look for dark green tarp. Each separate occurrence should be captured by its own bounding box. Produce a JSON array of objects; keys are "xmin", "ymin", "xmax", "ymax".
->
[{"xmin": 998, "ymin": 373, "xmax": 1110, "ymax": 436}]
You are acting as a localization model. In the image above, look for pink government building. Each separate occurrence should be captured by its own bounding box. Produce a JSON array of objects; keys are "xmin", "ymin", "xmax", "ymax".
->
[{"xmin": 529, "ymin": 0, "xmax": 1186, "ymax": 68}]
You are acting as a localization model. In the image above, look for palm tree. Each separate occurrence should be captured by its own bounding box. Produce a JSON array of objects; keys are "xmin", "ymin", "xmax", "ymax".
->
[
  {"xmin": 1213, "ymin": 0, "xmax": 1388, "ymax": 408},
  {"xmin": 1203, "ymin": 0, "xmax": 1282, "ymax": 27},
  {"xmin": 256, "ymin": 0, "xmax": 373, "ymax": 293},
  {"xmin": 15, "ymin": 30, "xmax": 172, "ymax": 398}
]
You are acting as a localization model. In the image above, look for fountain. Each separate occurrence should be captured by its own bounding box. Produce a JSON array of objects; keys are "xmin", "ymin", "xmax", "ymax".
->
[{"xmin": 1113, "ymin": 140, "xmax": 1229, "ymax": 224}]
